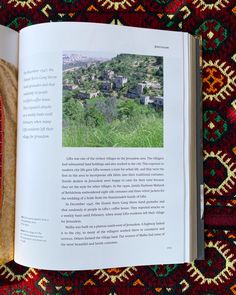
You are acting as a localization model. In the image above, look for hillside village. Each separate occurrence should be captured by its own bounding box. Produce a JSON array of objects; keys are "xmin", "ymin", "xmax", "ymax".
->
[{"xmin": 63, "ymin": 53, "xmax": 164, "ymax": 111}]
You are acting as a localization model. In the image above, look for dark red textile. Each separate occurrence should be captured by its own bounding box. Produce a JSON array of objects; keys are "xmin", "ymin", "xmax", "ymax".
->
[{"xmin": 0, "ymin": 0, "xmax": 236, "ymax": 294}]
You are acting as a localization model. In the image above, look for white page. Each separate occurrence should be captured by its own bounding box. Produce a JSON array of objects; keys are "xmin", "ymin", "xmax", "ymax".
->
[
  {"xmin": 0, "ymin": 25, "xmax": 18, "ymax": 67},
  {"xmin": 15, "ymin": 22, "xmax": 190, "ymax": 270}
]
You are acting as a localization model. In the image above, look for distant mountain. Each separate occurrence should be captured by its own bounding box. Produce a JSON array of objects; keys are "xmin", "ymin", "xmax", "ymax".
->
[{"xmin": 63, "ymin": 53, "xmax": 111, "ymax": 70}]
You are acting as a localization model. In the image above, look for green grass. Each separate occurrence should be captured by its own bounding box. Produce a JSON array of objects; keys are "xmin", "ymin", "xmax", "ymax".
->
[{"xmin": 63, "ymin": 114, "xmax": 163, "ymax": 148}]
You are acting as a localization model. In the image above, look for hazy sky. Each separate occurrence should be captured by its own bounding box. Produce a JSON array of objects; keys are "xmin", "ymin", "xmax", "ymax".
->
[{"xmin": 64, "ymin": 50, "xmax": 118, "ymax": 59}]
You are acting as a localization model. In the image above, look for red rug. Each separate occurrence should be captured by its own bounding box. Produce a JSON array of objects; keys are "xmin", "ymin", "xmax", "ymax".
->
[{"xmin": 0, "ymin": 0, "xmax": 236, "ymax": 294}]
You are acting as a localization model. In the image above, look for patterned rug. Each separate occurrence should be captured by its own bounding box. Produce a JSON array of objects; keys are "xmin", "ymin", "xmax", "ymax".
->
[{"xmin": 0, "ymin": 0, "xmax": 236, "ymax": 294}]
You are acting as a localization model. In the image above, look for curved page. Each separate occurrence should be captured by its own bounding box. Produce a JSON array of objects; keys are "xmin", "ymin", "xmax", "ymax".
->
[{"xmin": 15, "ymin": 22, "xmax": 190, "ymax": 270}]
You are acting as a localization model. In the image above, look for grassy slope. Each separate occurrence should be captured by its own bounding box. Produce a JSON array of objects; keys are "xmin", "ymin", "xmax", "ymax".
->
[{"xmin": 63, "ymin": 114, "xmax": 163, "ymax": 148}]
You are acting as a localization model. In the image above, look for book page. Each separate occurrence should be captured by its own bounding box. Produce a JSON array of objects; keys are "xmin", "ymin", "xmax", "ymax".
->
[
  {"xmin": 15, "ymin": 23, "xmax": 189, "ymax": 270},
  {"xmin": 0, "ymin": 25, "xmax": 18, "ymax": 264}
]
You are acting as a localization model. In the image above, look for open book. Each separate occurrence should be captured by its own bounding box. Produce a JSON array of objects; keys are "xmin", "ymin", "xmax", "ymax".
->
[{"xmin": 0, "ymin": 22, "xmax": 203, "ymax": 270}]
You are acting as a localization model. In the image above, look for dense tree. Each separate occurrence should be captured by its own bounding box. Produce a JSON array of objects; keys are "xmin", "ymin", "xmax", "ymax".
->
[
  {"xmin": 84, "ymin": 104, "xmax": 106, "ymax": 127},
  {"xmin": 63, "ymin": 99, "xmax": 84, "ymax": 123}
]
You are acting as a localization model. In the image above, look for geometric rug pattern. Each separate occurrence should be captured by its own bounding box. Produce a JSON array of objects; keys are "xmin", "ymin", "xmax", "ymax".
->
[{"xmin": 0, "ymin": 0, "xmax": 236, "ymax": 293}]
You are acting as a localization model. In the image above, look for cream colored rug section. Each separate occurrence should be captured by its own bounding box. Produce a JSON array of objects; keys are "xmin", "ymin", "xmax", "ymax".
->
[{"xmin": 0, "ymin": 59, "xmax": 17, "ymax": 264}]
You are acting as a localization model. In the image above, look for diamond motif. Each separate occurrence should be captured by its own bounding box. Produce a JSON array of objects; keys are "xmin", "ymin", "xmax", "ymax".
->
[
  {"xmin": 195, "ymin": 20, "xmax": 228, "ymax": 50},
  {"xmin": 202, "ymin": 60, "xmax": 235, "ymax": 102},
  {"xmin": 187, "ymin": 241, "xmax": 236, "ymax": 285},
  {"xmin": 208, "ymin": 122, "xmax": 215, "ymax": 129},
  {"xmin": 204, "ymin": 150, "xmax": 236, "ymax": 196},
  {"xmin": 207, "ymin": 31, "xmax": 214, "ymax": 39},
  {"xmin": 203, "ymin": 110, "xmax": 227, "ymax": 142}
]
